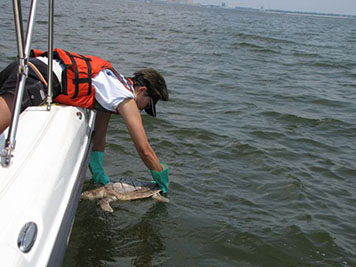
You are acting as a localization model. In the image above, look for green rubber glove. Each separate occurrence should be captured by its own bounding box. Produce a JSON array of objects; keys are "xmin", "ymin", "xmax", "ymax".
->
[
  {"xmin": 89, "ymin": 151, "xmax": 110, "ymax": 185},
  {"xmin": 151, "ymin": 162, "xmax": 169, "ymax": 193}
]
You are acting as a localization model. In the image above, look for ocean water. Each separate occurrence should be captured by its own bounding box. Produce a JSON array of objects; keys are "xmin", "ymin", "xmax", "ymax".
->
[{"xmin": 1, "ymin": 0, "xmax": 356, "ymax": 266}]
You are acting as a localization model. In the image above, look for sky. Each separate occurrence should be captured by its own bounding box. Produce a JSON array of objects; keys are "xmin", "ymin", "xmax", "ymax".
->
[{"xmin": 196, "ymin": 0, "xmax": 356, "ymax": 16}]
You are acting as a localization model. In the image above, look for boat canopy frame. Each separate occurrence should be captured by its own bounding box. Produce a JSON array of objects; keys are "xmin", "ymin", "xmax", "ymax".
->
[{"xmin": 1, "ymin": 0, "xmax": 55, "ymax": 167}]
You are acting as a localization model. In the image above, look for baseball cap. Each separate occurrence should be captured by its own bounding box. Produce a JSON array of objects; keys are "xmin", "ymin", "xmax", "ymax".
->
[{"xmin": 133, "ymin": 68, "xmax": 168, "ymax": 117}]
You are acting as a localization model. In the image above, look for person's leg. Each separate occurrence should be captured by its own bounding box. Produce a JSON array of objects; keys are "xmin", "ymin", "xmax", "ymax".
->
[
  {"xmin": 0, "ymin": 59, "xmax": 52, "ymax": 134},
  {"xmin": 0, "ymin": 61, "xmax": 17, "ymax": 134},
  {"xmin": 0, "ymin": 93, "xmax": 14, "ymax": 134}
]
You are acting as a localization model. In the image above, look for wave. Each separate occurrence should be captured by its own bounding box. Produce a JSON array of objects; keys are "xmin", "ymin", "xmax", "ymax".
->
[
  {"xmin": 259, "ymin": 110, "xmax": 351, "ymax": 127},
  {"xmin": 234, "ymin": 32, "xmax": 297, "ymax": 45},
  {"xmin": 233, "ymin": 41, "xmax": 279, "ymax": 54}
]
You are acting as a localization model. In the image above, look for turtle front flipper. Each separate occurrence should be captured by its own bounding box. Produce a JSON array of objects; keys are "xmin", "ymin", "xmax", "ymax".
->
[
  {"xmin": 99, "ymin": 198, "xmax": 114, "ymax": 212},
  {"xmin": 152, "ymin": 193, "xmax": 169, "ymax": 203}
]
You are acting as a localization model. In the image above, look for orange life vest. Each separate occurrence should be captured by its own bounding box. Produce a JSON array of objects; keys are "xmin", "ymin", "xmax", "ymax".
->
[{"xmin": 31, "ymin": 48, "xmax": 113, "ymax": 109}]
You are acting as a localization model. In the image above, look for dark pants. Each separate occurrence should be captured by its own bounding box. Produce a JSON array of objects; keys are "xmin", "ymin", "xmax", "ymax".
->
[{"xmin": 0, "ymin": 59, "xmax": 60, "ymax": 111}]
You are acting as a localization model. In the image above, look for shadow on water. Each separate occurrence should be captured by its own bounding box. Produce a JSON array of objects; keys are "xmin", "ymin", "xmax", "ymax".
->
[{"xmin": 63, "ymin": 183, "xmax": 169, "ymax": 267}]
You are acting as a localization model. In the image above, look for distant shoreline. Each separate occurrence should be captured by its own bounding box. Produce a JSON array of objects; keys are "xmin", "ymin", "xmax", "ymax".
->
[
  {"xmin": 234, "ymin": 6, "xmax": 356, "ymax": 19},
  {"xmin": 150, "ymin": 1, "xmax": 356, "ymax": 18},
  {"xmin": 264, "ymin": 9, "xmax": 356, "ymax": 19}
]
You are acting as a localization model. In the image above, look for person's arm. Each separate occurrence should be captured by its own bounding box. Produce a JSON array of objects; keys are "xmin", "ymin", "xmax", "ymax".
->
[
  {"xmin": 93, "ymin": 111, "xmax": 111, "ymax": 151},
  {"xmin": 117, "ymin": 98, "xmax": 163, "ymax": 172},
  {"xmin": 88, "ymin": 111, "xmax": 112, "ymax": 185}
]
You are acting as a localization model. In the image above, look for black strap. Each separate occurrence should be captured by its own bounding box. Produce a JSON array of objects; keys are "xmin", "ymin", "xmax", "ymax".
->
[{"xmin": 64, "ymin": 51, "xmax": 92, "ymax": 99}]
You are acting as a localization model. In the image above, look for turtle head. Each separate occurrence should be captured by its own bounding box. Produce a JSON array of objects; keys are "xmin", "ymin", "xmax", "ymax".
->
[{"xmin": 81, "ymin": 187, "xmax": 106, "ymax": 200}]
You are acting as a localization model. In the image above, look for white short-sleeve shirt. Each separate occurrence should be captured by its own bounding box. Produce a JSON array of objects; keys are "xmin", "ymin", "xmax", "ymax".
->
[{"xmin": 92, "ymin": 69, "xmax": 135, "ymax": 113}]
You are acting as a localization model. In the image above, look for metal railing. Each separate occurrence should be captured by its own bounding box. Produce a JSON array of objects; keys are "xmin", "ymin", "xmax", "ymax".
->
[{"xmin": 1, "ymin": 0, "xmax": 54, "ymax": 167}]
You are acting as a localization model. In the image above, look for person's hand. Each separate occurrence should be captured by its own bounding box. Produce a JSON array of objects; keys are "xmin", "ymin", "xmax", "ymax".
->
[
  {"xmin": 89, "ymin": 151, "xmax": 110, "ymax": 185},
  {"xmin": 151, "ymin": 162, "xmax": 169, "ymax": 193}
]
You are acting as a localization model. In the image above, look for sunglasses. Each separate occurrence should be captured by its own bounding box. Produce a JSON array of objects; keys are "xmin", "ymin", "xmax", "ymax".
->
[{"xmin": 136, "ymin": 76, "xmax": 160, "ymax": 116}]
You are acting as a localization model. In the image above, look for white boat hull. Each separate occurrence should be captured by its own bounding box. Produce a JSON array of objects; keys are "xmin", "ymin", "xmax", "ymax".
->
[{"xmin": 0, "ymin": 105, "xmax": 95, "ymax": 267}]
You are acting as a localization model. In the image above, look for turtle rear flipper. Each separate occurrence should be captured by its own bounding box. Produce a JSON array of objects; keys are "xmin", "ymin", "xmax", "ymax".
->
[
  {"xmin": 152, "ymin": 193, "xmax": 169, "ymax": 203},
  {"xmin": 99, "ymin": 198, "xmax": 114, "ymax": 212}
]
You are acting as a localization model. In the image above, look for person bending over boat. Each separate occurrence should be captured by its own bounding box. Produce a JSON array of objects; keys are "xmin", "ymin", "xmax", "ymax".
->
[{"xmin": 0, "ymin": 48, "xmax": 169, "ymax": 193}]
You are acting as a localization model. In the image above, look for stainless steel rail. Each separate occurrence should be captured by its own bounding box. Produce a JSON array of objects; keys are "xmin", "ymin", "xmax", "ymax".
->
[
  {"xmin": 1, "ymin": 0, "xmax": 54, "ymax": 167},
  {"xmin": 47, "ymin": 0, "xmax": 54, "ymax": 111}
]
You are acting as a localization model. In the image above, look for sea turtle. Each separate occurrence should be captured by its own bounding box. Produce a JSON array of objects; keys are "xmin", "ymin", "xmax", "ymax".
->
[{"xmin": 81, "ymin": 179, "xmax": 169, "ymax": 212}]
